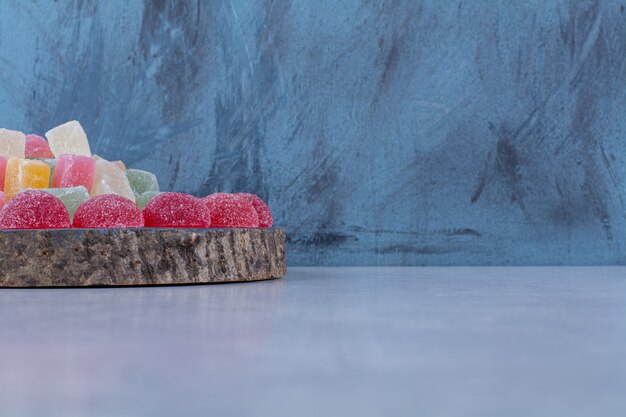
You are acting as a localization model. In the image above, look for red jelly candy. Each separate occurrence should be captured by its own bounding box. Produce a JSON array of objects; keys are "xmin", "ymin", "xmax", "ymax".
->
[
  {"xmin": 25, "ymin": 134, "xmax": 54, "ymax": 158},
  {"xmin": 237, "ymin": 193, "xmax": 273, "ymax": 227},
  {"xmin": 204, "ymin": 193, "xmax": 259, "ymax": 228},
  {"xmin": 0, "ymin": 190, "xmax": 70, "ymax": 229},
  {"xmin": 73, "ymin": 194, "xmax": 144, "ymax": 228},
  {"xmin": 142, "ymin": 192, "xmax": 211, "ymax": 227}
]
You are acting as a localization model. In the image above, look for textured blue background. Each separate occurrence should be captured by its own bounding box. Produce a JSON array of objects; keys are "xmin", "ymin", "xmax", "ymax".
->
[{"xmin": 0, "ymin": 0, "xmax": 625, "ymax": 265}]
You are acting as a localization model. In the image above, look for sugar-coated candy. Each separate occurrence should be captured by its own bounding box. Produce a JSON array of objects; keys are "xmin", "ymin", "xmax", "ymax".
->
[
  {"xmin": 73, "ymin": 194, "xmax": 144, "ymax": 228},
  {"xmin": 93, "ymin": 155, "xmax": 125, "ymax": 171},
  {"xmin": 51, "ymin": 154, "xmax": 95, "ymax": 190},
  {"xmin": 0, "ymin": 190, "xmax": 70, "ymax": 229},
  {"xmin": 91, "ymin": 158, "xmax": 135, "ymax": 201},
  {"xmin": 204, "ymin": 193, "xmax": 259, "ymax": 228},
  {"xmin": 39, "ymin": 159, "xmax": 56, "ymax": 186},
  {"xmin": 0, "ymin": 129, "xmax": 26, "ymax": 159},
  {"xmin": 142, "ymin": 192, "xmax": 211, "ymax": 227},
  {"xmin": 126, "ymin": 169, "xmax": 159, "ymax": 197},
  {"xmin": 24, "ymin": 186, "xmax": 89, "ymax": 222},
  {"xmin": 136, "ymin": 191, "xmax": 161, "ymax": 210},
  {"xmin": 25, "ymin": 134, "xmax": 54, "ymax": 158},
  {"xmin": 237, "ymin": 193, "xmax": 273, "ymax": 227},
  {"xmin": 0, "ymin": 122, "xmax": 281, "ymax": 230},
  {"xmin": 0, "ymin": 156, "xmax": 7, "ymax": 191},
  {"xmin": 4, "ymin": 158, "xmax": 50, "ymax": 200},
  {"xmin": 45, "ymin": 120, "xmax": 91, "ymax": 157}
]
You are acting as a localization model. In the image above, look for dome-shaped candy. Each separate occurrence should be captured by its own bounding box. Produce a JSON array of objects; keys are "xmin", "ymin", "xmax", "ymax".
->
[
  {"xmin": 204, "ymin": 193, "xmax": 259, "ymax": 228},
  {"xmin": 142, "ymin": 192, "xmax": 211, "ymax": 227},
  {"xmin": 237, "ymin": 193, "xmax": 273, "ymax": 227},
  {"xmin": 25, "ymin": 134, "xmax": 54, "ymax": 158},
  {"xmin": 0, "ymin": 190, "xmax": 70, "ymax": 229},
  {"xmin": 73, "ymin": 194, "xmax": 144, "ymax": 228}
]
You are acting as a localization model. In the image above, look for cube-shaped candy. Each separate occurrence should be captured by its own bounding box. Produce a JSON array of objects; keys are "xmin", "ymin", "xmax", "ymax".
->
[
  {"xmin": 39, "ymin": 158, "xmax": 57, "ymax": 186},
  {"xmin": 91, "ymin": 158, "xmax": 135, "ymax": 201},
  {"xmin": 136, "ymin": 191, "xmax": 161, "ymax": 210},
  {"xmin": 25, "ymin": 134, "xmax": 54, "ymax": 158},
  {"xmin": 0, "ymin": 129, "xmax": 26, "ymax": 159},
  {"xmin": 93, "ymin": 155, "xmax": 126, "ymax": 171},
  {"xmin": 45, "ymin": 120, "xmax": 91, "ymax": 157},
  {"xmin": 126, "ymin": 169, "xmax": 159, "ymax": 197},
  {"xmin": 23, "ymin": 186, "xmax": 89, "ymax": 222},
  {"xmin": 51, "ymin": 154, "xmax": 95, "ymax": 190},
  {"xmin": 4, "ymin": 158, "xmax": 51, "ymax": 200},
  {"xmin": 0, "ymin": 156, "xmax": 7, "ymax": 191}
]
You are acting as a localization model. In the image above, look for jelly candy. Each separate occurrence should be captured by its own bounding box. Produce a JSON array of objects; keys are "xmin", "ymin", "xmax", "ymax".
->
[
  {"xmin": 45, "ymin": 120, "xmax": 91, "ymax": 157},
  {"xmin": 73, "ymin": 194, "xmax": 144, "ymax": 228},
  {"xmin": 91, "ymin": 158, "xmax": 135, "ymax": 201},
  {"xmin": 0, "ymin": 190, "xmax": 70, "ymax": 229},
  {"xmin": 0, "ymin": 129, "xmax": 26, "ymax": 158},
  {"xmin": 51, "ymin": 154, "xmax": 95, "ymax": 190},
  {"xmin": 25, "ymin": 134, "xmax": 54, "ymax": 158},
  {"xmin": 4, "ymin": 158, "xmax": 50, "ymax": 200},
  {"xmin": 136, "ymin": 191, "xmax": 161, "ymax": 210},
  {"xmin": 0, "ymin": 156, "xmax": 7, "ymax": 191},
  {"xmin": 204, "ymin": 193, "xmax": 259, "ymax": 228},
  {"xmin": 93, "ymin": 155, "xmax": 125, "ymax": 171},
  {"xmin": 237, "ymin": 193, "xmax": 273, "ymax": 227},
  {"xmin": 0, "ymin": 191, "xmax": 5, "ymax": 209},
  {"xmin": 142, "ymin": 192, "xmax": 211, "ymax": 227},
  {"xmin": 126, "ymin": 169, "xmax": 159, "ymax": 197},
  {"xmin": 24, "ymin": 186, "xmax": 90, "ymax": 222},
  {"xmin": 39, "ymin": 158, "xmax": 56, "ymax": 186}
]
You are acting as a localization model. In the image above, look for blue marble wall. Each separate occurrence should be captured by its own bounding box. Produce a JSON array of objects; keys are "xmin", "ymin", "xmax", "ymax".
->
[{"xmin": 0, "ymin": 0, "xmax": 625, "ymax": 265}]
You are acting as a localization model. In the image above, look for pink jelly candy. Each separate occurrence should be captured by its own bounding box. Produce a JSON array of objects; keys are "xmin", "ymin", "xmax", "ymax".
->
[
  {"xmin": 0, "ymin": 191, "xmax": 5, "ymax": 209},
  {"xmin": 51, "ymin": 154, "xmax": 96, "ymax": 190},
  {"xmin": 204, "ymin": 193, "xmax": 259, "ymax": 228},
  {"xmin": 25, "ymin": 134, "xmax": 54, "ymax": 158},
  {"xmin": 73, "ymin": 194, "xmax": 144, "ymax": 228},
  {"xmin": 142, "ymin": 192, "xmax": 211, "ymax": 227},
  {"xmin": 0, "ymin": 156, "xmax": 7, "ymax": 191},
  {"xmin": 0, "ymin": 190, "xmax": 70, "ymax": 229},
  {"xmin": 237, "ymin": 193, "xmax": 273, "ymax": 227}
]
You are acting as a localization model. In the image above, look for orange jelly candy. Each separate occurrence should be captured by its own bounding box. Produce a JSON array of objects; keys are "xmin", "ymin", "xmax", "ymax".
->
[{"xmin": 4, "ymin": 157, "xmax": 50, "ymax": 200}]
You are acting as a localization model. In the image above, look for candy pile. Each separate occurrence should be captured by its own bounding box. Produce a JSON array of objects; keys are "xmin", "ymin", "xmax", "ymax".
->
[{"xmin": 0, "ymin": 121, "xmax": 273, "ymax": 229}]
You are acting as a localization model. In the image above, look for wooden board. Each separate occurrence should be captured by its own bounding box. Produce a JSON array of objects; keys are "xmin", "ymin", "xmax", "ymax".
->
[{"xmin": 0, "ymin": 228, "xmax": 286, "ymax": 287}]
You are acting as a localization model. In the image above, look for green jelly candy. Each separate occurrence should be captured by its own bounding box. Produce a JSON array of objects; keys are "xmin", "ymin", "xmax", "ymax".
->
[
  {"xmin": 136, "ymin": 191, "xmax": 161, "ymax": 210},
  {"xmin": 126, "ymin": 169, "xmax": 159, "ymax": 197},
  {"xmin": 23, "ymin": 186, "xmax": 89, "ymax": 222}
]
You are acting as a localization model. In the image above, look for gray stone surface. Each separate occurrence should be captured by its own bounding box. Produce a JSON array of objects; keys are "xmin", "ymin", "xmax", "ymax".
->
[
  {"xmin": 1, "ymin": 267, "xmax": 624, "ymax": 417},
  {"xmin": 0, "ymin": 228, "xmax": 285, "ymax": 287}
]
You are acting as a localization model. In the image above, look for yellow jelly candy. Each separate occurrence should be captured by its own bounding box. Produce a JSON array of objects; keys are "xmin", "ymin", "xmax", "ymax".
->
[{"xmin": 5, "ymin": 158, "xmax": 51, "ymax": 200}]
